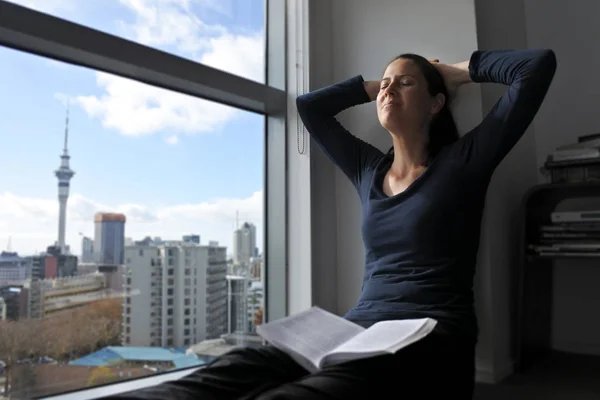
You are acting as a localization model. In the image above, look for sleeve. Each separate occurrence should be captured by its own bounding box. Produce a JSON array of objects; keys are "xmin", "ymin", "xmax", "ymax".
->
[
  {"xmin": 296, "ymin": 75, "xmax": 385, "ymax": 191},
  {"xmin": 455, "ymin": 49, "xmax": 557, "ymax": 178}
]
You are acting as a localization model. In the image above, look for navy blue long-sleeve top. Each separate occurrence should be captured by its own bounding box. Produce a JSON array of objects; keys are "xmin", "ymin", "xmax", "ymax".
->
[{"xmin": 296, "ymin": 49, "xmax": 557, "ymax": 338}]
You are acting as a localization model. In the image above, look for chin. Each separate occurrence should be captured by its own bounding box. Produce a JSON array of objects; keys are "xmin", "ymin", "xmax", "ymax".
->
[{"xmin": 379, "ymin": 115, "xmax": 401, "ymax": 132}]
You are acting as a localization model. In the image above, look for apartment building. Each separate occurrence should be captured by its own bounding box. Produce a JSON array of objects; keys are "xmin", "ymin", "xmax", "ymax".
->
[
  {"xmin": 27, "ymin": 273, "xmax": 107, "ymax": 318},
  {"xmin": 123, "ymin": 242, "xmax": 228, "ymax": 347}
]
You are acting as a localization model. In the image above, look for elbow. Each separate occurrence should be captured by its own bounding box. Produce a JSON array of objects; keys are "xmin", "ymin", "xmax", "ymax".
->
[
  {"xmin": 539, "ymin": 49, "xmax": 558, "ymax": 76},
  {"xmin": 295, "ymin": 94, "xmax": 311, "ymax": 119},
  {"xmin": 296, "ymin": 93, "xmax": 309, "ymax": 111}
]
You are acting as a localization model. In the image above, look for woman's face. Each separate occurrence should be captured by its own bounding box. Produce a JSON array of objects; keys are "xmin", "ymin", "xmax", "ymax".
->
[{"xmin": 377, "ymin": 58, "xmax": 439, "ymax": 133}]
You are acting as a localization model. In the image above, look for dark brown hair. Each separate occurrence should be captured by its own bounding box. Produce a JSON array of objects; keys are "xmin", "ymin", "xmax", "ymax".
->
[{"xmin": 386, "ymin": 53, "xmax": 459, "ymax": 165}]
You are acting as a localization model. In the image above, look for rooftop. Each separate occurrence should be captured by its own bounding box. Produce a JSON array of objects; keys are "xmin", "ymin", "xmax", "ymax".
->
[
  {"xmin": 94, "ymin": 212, "xmax": 127, "ymax": 223},
  {"xmin": 69, "ymin": 346, "xmax": 206, "ymax": 369}
]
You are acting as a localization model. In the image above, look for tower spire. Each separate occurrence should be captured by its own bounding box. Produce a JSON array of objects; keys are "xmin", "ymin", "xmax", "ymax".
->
[
  {"xmin": 63, "ymin": 100, "xmax": 70, "ymax": 154},
  {"xmin": 55, "ymin": 102, "xmax": 75, "ymax": 254}
]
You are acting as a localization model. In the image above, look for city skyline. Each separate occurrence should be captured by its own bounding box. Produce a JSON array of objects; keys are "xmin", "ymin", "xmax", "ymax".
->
[{"xmin": 0, "ymin": 0, "xmax": 265, "ymax": 255}]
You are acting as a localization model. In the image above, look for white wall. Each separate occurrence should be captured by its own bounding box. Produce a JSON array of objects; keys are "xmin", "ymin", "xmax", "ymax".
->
[{"xmin": 523, "ymin": 0, "xmax": 600, "ymax": 354}]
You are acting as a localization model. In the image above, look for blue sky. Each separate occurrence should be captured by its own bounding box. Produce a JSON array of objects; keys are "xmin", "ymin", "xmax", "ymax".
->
[{"xmin": 0, "ymin": 0, "xmax": 265, "ymax": 255}]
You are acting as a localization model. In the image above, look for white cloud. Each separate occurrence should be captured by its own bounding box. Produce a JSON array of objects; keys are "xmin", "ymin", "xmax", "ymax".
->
[
  {"xmin": 200, "ymin": 33, "xmax": 264, "ymax": 83},
  {"xmin": 15, "ymin": 0, "xmax": 265, "ymax": 140},
  {"xmin": 0, "ymin": 191, "xmax": 263, "ymax": 256},
  {"xmin": 117, "ymin": 0, "xmax": 226, "ymax": 54},
  {"xmin": 75, "ymin": 72, "xmax": 238, "ymax": 136},
  {"xmin": 68, "ymin": 0, "xmax": 264, "ymax": 139},
  {"xmin": 164, "ymin": 135, "xmax": 179, "ymax": 145},
  {"xmin": 6, "ymin": 0, "xmax": 73, "ymax": 14}
]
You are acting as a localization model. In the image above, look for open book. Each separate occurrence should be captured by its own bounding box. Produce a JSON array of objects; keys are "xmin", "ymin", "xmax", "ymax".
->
[{"xmin": 256, "ymin": 306, "xmax": 437, "ymax": 373}]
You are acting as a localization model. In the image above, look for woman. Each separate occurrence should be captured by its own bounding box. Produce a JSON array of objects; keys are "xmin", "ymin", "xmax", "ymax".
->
[{"xmin": 105, "ymin": 49, "xmax": 556, "ymax": 399}]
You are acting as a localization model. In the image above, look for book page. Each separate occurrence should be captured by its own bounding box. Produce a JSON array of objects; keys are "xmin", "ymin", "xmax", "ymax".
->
[
  {"xmin": 321, "ymin": 318, "xmax": 437, "ymax": 368},
  {"xmin": 257, "ymin": 307, "xmax": 365, "ymax": 372}
]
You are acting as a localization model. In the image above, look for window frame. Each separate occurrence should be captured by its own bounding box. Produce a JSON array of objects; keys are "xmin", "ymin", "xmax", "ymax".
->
[{"xmin": 0, "ymin": 0, "xmax": 289, "ymax": 397}]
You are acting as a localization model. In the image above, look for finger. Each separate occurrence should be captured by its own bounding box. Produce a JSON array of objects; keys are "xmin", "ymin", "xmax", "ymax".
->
[{"xmin": 428, "ymin": 58, "xmax": 440, "ymax": 64}]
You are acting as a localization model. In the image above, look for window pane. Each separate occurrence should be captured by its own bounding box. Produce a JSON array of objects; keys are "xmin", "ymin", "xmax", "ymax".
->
[
  {"xmin": 6, "ymin": 0, "xmax": 265, "ymax": 83},
  {"xmin": 0, "ymin": 46, "xmax": 266, "ymax": 398}
]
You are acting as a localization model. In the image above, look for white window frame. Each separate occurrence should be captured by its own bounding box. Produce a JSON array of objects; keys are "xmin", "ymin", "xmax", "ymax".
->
[{"xmin": 0, "ymin": 0, "xmax": 289, "ymax": 397}]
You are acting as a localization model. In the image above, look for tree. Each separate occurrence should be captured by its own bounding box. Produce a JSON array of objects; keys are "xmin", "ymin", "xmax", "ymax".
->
[
  {"xmin": 88, "ymin": 366, "xmax": 118, "ymax": 386},
  {"xmin": 87, "ymin": 298, "xmax": 123, "ymax": 320},
  {"xmin": 39, "ymin": 298, "xmax": 124, "ymax": 361},
  {"xmin": 253, "ymin": 307, "xmax": 264, "ymax": 327},
  {"xmin": 0, "ymin": 319, "xmax": 40, "ymax": 396}
]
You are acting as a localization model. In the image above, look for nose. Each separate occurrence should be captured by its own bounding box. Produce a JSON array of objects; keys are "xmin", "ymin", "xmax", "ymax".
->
[{"xmin": 383, "ymin": 86, "xmax": 396, "ymax": 98}]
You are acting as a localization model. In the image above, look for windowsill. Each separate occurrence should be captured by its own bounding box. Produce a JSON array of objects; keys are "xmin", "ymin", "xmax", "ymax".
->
[{"xmin": 40, "ymin": 366, "xmax": 202, "ymax": 400}]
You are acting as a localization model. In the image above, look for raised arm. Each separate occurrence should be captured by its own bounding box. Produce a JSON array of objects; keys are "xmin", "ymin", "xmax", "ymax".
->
[
  {"xmin": 456, "ymin": 49, "xmax": 557, "ymax": 177},
  {"xmin": 296, "ymin": 76, "xmax": 384, "ymax": 190}
]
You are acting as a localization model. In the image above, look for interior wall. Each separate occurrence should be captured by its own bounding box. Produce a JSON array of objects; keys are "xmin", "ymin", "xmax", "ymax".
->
[
  {"xmin": 305, "ymin": 0, "xmax": 508, "ymax": 381},
  {"xmin": 473, "ymin": 0, "xmax": 539, "ymax": 381},
  {"xmin": 327, "ymin": 0, "xmax": 482, "ymax": 313},
  {"xmin": 308, "ymin": 0, "xmax": 339, "ymax": 314},
  {"xmin": 305, "ymin": 0, "xmax": 600, "ymax": 384},
  {"xmin": 523, "ymin": 0, "xmax": 600, "ymax": 354}
]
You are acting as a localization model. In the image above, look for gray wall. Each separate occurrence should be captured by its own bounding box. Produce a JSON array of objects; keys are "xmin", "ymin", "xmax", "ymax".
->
[
  {"xmin": 305, "ymin": 0, "xmax": 600, "ymax": 383},
  {"xmin": 523, "ymin": 0, "xmax": 600, "ymax": 354},
  {"xmin": 473, "ymin": 0, "xmax": 538, "ymax": 380},
  {"xmin": 306, "ymin": 0, "xmax": 497, "ymax": 381}
]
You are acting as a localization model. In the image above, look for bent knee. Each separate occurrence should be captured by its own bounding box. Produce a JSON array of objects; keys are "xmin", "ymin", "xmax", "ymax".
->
[{"xmin": 208, "ymin": 345, "xmax": 301, "ymax": 372}]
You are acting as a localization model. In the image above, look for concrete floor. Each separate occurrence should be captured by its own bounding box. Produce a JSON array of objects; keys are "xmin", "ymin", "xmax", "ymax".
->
[{"xmin": 473, "ymin": 352, "xmax": 600, "ymax": 399}]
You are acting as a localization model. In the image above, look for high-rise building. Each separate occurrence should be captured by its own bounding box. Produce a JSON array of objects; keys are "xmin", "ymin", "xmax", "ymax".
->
[
  {"xmin": 225, "ymin": 276, "xmax": 264, "ymax": 335},
  {"xmin": 93, "ymin": 213, "xmax": 126, "ymax": 266},
  {"xmin": 54, "ymin": 106, "xmax": 75, "ymax": 254},
  {"xmin": 233, "ymin": 222, "xmax": 256, "ymax": 266},
  {"xmin": 28, "ymin": 250, "xmax": 77, "ymax": 281},
  {"xmin": 250, "ymin": 256, "xmax": 263, "ymax": 281},
  {"xmin": 81, "ymin": 236, "xmax": 94, "ymax": 262},
  {"xmin": 122, "ymin": 242, "xmax": 228, "ymax": 347},
  {"xmin": 247, "ymin": 281, "xmax": 264, "ymax": 333},
  {"xmin": 0, "ymin": 284, "xmax": 27, "ymax": 321},
  {"xmin": 226, "ymin": 275, "xmax": 248, "ymax": 334},
  {"xmin": 0, "ymin": 251, "xmax": 31, "ymax": 283}
]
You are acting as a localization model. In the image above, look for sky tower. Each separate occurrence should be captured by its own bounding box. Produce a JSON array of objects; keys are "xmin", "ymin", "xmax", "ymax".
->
[{"xmin": 55, "ymin": 104, "xmax": 75, "ymax": 253}]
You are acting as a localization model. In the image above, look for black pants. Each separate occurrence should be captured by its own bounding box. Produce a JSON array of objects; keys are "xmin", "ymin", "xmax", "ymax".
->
[{"xmin": 101, "ymin": 333, "xmax": 475, "ymax": 399}]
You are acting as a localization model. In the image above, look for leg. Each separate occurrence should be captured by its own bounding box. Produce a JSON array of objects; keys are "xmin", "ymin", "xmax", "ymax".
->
[
  {"xmin": 252, "ymin": 334, "xmax": 476, "ymax": 400},
  {"xmin": 99, "ymin": 346, "xmax": 308, "ymax": 400}
]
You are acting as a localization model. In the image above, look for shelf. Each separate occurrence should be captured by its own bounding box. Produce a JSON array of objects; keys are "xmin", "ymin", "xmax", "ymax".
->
[{"xmin": 516, "ymin": 182, "xmax": 600, "ymax": 377}]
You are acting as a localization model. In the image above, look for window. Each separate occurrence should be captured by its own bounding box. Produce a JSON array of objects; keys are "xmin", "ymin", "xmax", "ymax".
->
[
  {"xmin": 6, "ymin": 0, "xmax": 266, "ymax": 83},
  {"xmin": 0, "ymin": 0, "xmax": 286, "ymax": 398}
]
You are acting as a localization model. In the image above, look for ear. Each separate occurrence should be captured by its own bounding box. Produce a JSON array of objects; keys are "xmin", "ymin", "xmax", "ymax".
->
[{"xmin": 430, "ymin": 93, "xmax": 446, "ymax": 115}]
